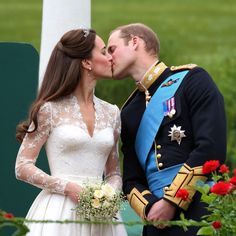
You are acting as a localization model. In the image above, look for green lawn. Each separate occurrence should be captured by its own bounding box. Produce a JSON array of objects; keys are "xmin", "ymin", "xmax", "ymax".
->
[{"xmin": 0, "ymin": 0, "xmax": 236, "ymax": 162}]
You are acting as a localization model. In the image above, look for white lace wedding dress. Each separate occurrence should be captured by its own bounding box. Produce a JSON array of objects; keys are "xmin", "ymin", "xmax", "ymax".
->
[{"xmin": 15, "ymin": 94, "xmax": 127, "ymax": 236}]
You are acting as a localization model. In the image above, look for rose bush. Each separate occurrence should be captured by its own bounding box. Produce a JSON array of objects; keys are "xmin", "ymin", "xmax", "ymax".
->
[{"xmin": 175, "ymin": 160, "xmax": 236, "ymax": 235}]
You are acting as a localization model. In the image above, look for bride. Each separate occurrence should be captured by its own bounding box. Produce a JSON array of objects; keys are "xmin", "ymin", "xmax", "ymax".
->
[{"xmin": 15, "ymin": 29, "xmax": 127, "ymax": 236}]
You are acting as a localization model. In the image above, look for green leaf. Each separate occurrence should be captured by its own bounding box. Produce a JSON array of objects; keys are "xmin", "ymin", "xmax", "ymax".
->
[
  {"xmin": 212, "ymin": 175, "xmax": 222, "ymax": 182},
  {"xmin": 197, "ymin": 226, "xmax": 215, "ymax": 235},
  {"xmin": 179, "ymin": 212, "xmax": 186, "ymax": 220},
  {"xmin": 201, "ymin": 194, "xmax": 216, "ymax": 204}
]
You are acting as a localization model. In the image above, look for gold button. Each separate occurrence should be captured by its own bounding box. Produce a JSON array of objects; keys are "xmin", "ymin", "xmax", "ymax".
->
[
  {"xmin": 156, "ymin": 145, "xmax": 161, "ymax": 149},
  {"xmin": 156, "ymin": 153, "xmax": 162, "ymax": 159},
  {"xmin": 158, "ymin": 162, "xmax": 163, "ymax": 168}
]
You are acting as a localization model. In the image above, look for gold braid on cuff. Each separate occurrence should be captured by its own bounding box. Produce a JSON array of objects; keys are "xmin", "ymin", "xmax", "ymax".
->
[
  {"xmin": 163, "ymin": 163, "xmax": 207, "ymax": 210},
  {"xmin": 127, "ymin": 188, "xmax": 151, "ymax": 220}
]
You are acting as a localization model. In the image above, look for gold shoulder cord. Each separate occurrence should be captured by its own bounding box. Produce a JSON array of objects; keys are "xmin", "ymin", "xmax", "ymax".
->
[{"xmin": 170, "ymin": 63, "xmax": 197, "ymax": 71}]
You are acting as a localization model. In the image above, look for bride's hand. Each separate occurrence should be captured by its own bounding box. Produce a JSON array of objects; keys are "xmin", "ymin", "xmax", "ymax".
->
[{"xmin": 64, "ymin": 182, "xmax": 82, "ymax": 203}]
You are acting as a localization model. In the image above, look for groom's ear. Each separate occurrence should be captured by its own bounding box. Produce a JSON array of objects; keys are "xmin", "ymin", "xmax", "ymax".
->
[
  {"xmin": 130, "ymin": 35, "xmax": 139, "ymax": 50},
  {"xmin": 81, "ymin": 59, "xmax": 92, "ymax": 70}
]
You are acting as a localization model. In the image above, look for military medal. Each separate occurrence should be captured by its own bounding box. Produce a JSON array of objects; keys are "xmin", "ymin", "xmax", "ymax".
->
[
  {"xmin": 163, "ymin": 97, "xmax": 176, "ymax": 118},
  {"xmin": 168, "ymin": 124, "xmax": 186, "ymax": 145},
  {"xmin": 168, "ymin": 97, "xmax": 176, "ymax": 118}
]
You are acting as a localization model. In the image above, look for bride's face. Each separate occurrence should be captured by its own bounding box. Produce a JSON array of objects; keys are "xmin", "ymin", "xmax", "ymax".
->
[{"xmin": 90, "ymin": 36, "xmax": 112, "ymax": 79}]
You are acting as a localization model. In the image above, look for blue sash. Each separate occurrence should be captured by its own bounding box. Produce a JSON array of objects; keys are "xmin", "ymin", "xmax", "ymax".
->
[
  {"xmin": 135, "ymin": 70, "xmax": 189, "ymax": 169},
  {"xmin": 135, "ymin": 70, "xmax": 189, "ymax": 198},
  {"xmin": 147, "ymin": 150, "xmax": 183, "ymax": 198}
]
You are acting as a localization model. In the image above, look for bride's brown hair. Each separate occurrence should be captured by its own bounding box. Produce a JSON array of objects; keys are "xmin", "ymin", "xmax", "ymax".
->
[{"xmin": 16, "ymin": 29, "xmax": 96, "ymax": 142}]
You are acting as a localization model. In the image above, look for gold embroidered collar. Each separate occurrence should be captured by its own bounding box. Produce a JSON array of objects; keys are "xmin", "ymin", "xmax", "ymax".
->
[
  {"xmin": 136, "ymin": 61, "xmax": 167, "ymax": 106},
  {"xmin": 136, "ymin": 61, "xmax": 167, "ymax": 92}
]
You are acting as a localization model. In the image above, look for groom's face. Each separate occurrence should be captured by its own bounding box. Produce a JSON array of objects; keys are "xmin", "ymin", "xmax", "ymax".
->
[{"xmin": 107, "ymin": 30, "xmax": 135, "ymax": 80}]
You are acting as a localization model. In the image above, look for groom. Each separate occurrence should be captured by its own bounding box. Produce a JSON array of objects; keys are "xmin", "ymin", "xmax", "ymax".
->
[{"xmin": 107, "ymin": 23, "xmax": 226, "ymax": 235}]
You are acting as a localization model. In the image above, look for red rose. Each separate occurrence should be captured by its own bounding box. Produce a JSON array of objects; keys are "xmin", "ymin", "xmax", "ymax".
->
[
  {"xmin": 212, "ymin": 221, "xmax": 222, "ymax": 229},
  {"xmin": 176, "ymin": 188, "xmax": 189, "ymax": 200},
  {"xmin": 229, "ymin": 176, "xmax": 236, "ymax": 186},
  {"xmin": 3, "ymin": 213, "xmax": 14, "ymax": 219},
  {"xmin": 219, "ymin": 164, "xmax": 229, "ymax": 173},
  {"xmin": 202, "ymin": 160, "xmax": 220, "ymax": 174},
  {"xmin": 233, "ymin": 169, "xmax": 236, "ymax": 176},
  {"xmin": 210, "ymin": 181, "xmax": 231, "ymax": 195}
]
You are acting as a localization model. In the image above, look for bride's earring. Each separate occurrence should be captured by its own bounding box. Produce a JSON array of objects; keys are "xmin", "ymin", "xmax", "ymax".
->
[{"xmin": 88, "ymin": 67, "xmax": 92, "ymax": 78}]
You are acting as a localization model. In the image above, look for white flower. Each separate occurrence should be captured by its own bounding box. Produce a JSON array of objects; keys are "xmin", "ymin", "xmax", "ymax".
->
[
  {"xmin": 101, "ymin": 183, "xmax": 115, "ymax": 198},
  {"xmin": 75, "ymin": 182, "xmax": 123, "ymax": 221},
  {"xmin": 94, "ymin": 189, "xmax": 104, "ymax": 199},
  {"xmin": 91, "ymin": 198, "xmax": 101, "ymax": 208},
  {"xmin": 102, "ymin": 200, "xmax": 110, "ymax": 208}
]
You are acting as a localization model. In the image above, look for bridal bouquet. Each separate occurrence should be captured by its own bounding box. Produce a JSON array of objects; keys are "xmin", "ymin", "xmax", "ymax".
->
[
  {"xmin": 175, "ymin": 160, "xmax": 236, "ymax": 235},
  {"xmin": 75, "ymin": 182, "xmax": 124, "ymax": 221}
]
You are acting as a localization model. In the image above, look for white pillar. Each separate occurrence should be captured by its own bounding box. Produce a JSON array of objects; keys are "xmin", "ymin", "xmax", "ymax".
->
[{"xmin": 39, "ymin": 0, "xmax": 91, "ymax": 86}]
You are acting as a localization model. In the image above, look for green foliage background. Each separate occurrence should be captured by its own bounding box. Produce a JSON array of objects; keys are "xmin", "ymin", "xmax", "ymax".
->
[{"xmin": 0, "ymin": 0, "xmax": 235, "ymax": 167}]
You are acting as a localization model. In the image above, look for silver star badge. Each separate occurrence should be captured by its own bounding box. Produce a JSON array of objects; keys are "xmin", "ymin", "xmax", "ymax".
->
[{"xmin": 168, "ymin": 124, "xmax": 186, "ymax": 145}]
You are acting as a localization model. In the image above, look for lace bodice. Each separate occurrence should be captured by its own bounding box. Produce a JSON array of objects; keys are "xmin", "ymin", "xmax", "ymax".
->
[{"xmin": 15, "ymin": 94, "xmax": 122, "ymax": 194}]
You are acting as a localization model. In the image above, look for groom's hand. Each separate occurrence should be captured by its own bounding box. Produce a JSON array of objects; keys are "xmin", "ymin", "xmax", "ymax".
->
[{"xmin": 147, "ymin": 199, "xmax": 176, "ymax": 229}]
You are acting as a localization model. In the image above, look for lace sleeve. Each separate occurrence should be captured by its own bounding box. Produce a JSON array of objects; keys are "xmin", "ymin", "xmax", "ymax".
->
[
  {"xmin": 104, "ymin": 106, "xmax": 122, "ymax": 191},
  {"xmin": 15, "ymin": 102, "xmax": 68, "ymax": 194}
]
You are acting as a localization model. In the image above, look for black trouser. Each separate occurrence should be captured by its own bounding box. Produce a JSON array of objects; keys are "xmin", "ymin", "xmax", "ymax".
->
[{"xmin": 142, "ymin": 192, "xmax": 208, "ymax": 236}]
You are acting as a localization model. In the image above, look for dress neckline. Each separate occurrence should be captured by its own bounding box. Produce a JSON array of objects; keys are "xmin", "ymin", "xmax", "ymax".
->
[{"xmin": 70, "ymin": 94, "xmax": 98, "ymax": 138}]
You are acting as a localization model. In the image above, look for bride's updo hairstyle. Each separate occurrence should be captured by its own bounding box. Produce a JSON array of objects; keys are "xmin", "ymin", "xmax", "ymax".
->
[{"xmin": 16, "ymin": 29, "xmax": 96, "ymax": 142}]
